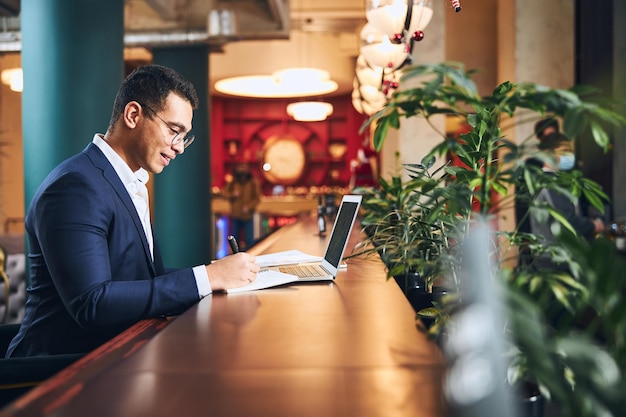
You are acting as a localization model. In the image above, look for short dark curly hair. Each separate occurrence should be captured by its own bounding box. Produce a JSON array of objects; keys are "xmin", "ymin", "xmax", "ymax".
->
[
  {"xmin": 533, "ymin": 117, "xmax": 559, "ymax": 139},
  {"xmin": 108, "ymin": 64, "xmax": 199, "ymax": 129},
  {"xmin": 537, "ymin": 132, "xmax": 572, "ymax": 151}
]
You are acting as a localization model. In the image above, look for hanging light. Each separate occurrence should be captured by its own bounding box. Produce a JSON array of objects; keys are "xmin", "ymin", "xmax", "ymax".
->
[
  {"xmin": 286, "ymin": 102, "xmax": 334, "ymax": 122},
  {"xmin": 215, "ymin": 67, "xmax": 337, "ymax": 98},
  {"xmin": 360, "ymin": 23, "xmax": 409, "ymax": 71},
  {"xmin": 353, "ymin": 56, "xmax": 387, "ymax": 113},
  {"xmin": 273, "ymin": 67, "xmax": 338, "ymax": 96},
  {"xmin": 352, "ymin": 79, "xmax": 387, "ymax": 116},
  {"xmin": 355, "ymin": 54, "xmax": 384, "ymax": 87},
  {"xmin": 358, "ymin": 0, "xmax": 433, "ymax": 80},
  {"xmin": 353, "ymin": 0, "xmax": 463, "ymax": 114},
  {"xmin": 352, "ymin": 51, "xmax": 404, "ymax": 116},
  {"xmin": 365, "ymin": 0, "xmax": 433, "ymax": 39},
  {"xmin": 1, "ymin": 68, "xmax": 23, "ymax": 92},
  {"xmin": 273, "ymin": 68, "xmax": 331, "ymax": 87},
  {"xmin": 215, "ymin": 28, "xmax": 339, "ymax": 99}
]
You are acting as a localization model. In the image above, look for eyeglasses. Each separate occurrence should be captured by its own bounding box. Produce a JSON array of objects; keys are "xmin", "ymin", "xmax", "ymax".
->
[{"xmin": 142, "ymin": 103, "xmax": 195, "ymax": 149}]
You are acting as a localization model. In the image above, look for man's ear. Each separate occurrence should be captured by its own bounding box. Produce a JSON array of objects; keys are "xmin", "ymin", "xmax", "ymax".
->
[{"xmin": 123, "ymin": 101, "xmax": 142, "ymax": 129}]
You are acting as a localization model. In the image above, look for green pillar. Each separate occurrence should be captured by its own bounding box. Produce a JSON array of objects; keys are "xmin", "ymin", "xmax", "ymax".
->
[
  {"xmin": 151, "ymin": 47, "xmax": 212, "ymax": 268},
  {"xmin": 21, "ymin": 0, "xmax": 124, "ymax": 209}
]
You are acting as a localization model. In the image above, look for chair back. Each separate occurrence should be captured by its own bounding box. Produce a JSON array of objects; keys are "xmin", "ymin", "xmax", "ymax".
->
[
  {"xmin": 0, "ymin": 324, "xmax": 83, "ymax": 408},
  {"xmin": 0, "ymin": 246, "xmax": 9, "ymax": 323}
]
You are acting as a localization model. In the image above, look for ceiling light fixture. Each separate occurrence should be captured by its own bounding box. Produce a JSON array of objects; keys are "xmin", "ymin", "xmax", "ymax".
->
[
  {"xmin": 214, "ymin": 67, "xmax": 338, "ymax": 98},
  {"xmin": 365, "ymin": 0, "xmax": 434, "ymax": 39},
  {"xmin": 360, "ymin": 23, "xmax": 409, "ymax": 71},
  {"xmin": 286, "ymin": 101, "xmax": 334, "ymax": 122},
  {"xmin": 352, "ymin": 55, "xmax": 400, "ymax": 116},
  {"xmin": 352, "ymin": 0, "xmax": 463, "ymax": 115},
  {"xmin": 1, "ymin": 68, "xmax": 23, "ymax": 92}
]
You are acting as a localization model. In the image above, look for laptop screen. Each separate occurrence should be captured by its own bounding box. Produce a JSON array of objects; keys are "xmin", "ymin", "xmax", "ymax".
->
[{"xmin": 323, "ymin": 195, "xmax": 362, "ymax": 268}]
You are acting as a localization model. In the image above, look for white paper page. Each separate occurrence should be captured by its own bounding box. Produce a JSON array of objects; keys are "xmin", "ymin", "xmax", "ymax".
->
[
  {"xmin": 224, "ymin": 269, "xmax": 298, "ymax": 293},
  {"xmin": 255, "ymin": 250, "xmax": 323, "ymax": 268}
]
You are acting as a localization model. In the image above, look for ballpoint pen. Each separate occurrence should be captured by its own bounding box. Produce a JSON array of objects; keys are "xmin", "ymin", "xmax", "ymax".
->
[{"xmin": 227, "ymin": 235, "xmax": 240, "ymax": 254}]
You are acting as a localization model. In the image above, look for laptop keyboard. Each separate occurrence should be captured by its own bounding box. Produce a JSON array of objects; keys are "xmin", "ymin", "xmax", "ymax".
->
[{"xmin": 279, "ymin": 264, "xmax": 329, "ymax": 278}]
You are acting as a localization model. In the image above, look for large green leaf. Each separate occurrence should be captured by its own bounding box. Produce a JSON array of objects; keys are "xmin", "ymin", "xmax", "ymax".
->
[
  {"xmin": 590, "ymin": 120, "xmax": 610, "ymax": 150},
  {"xmin": 355, "ymin": 61, "xmax": 626, "ymax": 416}
]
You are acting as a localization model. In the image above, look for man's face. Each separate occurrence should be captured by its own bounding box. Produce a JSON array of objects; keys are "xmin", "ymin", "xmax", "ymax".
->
[
  {"xmin": 133, "ymin": 93, "xmax": 193, "ymax": 174},
  {"xmin": 546, "ymin": 142, "xmax": 574, "ymax": 170}
]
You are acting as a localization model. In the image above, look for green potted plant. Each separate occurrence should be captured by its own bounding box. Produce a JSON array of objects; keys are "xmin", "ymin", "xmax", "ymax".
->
[
  {"xmin": 351, "ymin": 153, "xmax": 468, "ymax": 309},
  {"xmin": 356, "ymin": 61, "xmax": 626, "ymax": 416},
  {"xmin": 361, "ymin": 61, "xmax": 622, "ymax": 290}
]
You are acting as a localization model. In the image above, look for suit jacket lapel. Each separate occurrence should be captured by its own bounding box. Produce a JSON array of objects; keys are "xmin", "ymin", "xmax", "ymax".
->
[{"xmin": 83, "ymin": 143, "xmax": 157, "ymax": 276}]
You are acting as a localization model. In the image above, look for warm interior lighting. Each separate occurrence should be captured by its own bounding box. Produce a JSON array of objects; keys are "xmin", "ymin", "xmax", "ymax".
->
[
  {"xmin": 1, "ymin": 68, "xmax": 23, "ymax": 92},
  {"xmin": 286, "ymin": 101, "xmax": 334, "ymax": 122},
  {"xmin": 360, "ymin": 23, "xmax": 408, "ymax": 70},
  {"xmin": 355, "ymin": 0, "xmax": 441, "ymax": 114},
  {"xmin": 355, "ymin": 55, "xmax": 384, "ymax": 86},
  {"xmin": 366, "ymin": 0, "xmax": 433, "ymax": 37},
  {"xmin": 215, "ymin": 67, "xmax": 338, "ymax": 98}
]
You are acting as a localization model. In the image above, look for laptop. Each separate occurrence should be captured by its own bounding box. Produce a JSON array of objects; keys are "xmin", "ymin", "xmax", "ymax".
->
[{"xmin": 266, "ymin": 194, "xmax": 362, "ymax": 281}]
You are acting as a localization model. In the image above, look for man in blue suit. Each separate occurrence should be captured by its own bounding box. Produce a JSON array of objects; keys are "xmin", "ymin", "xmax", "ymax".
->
[{"xmin": 7, "ymin": 65, "xmax": 260, "ymax": 357}]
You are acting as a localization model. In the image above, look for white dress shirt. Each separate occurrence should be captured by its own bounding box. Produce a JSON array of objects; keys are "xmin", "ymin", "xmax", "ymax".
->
[{"xmin": 92, "ymin": 134, "xmax": 212, "ymax": 297}]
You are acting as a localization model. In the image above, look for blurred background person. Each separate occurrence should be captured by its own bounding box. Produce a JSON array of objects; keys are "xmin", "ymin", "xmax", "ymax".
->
[
  {"xmin": 223, "ymin": 163, "xmax": 261, "ymax": 250},
  {"xmin": 349, "ymin": 136, "xmax": 379, "ymax": 190},
  {"xmin": 515, "ymin": 117, "xmax": 563, "ymax": 266},
  {"xmin": 518, "ymin": 118, "xmax": 562, "ymax": 226},
  {"xmin": 529, "ymin": 133, "xmax": 605, "ymax": 272},
  {"xmin": 534, "ymin": 116, "xmax": 560, "ymax": 141}
]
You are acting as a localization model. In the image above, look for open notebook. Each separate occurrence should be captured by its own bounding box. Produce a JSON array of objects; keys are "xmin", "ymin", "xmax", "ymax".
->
[{"xmin": 225, "ymin": 194, "xmax": 362, "ymax": 293}]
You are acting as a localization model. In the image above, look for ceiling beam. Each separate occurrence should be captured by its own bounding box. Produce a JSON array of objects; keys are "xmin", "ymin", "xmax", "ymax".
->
[
  {"xmin": 266, "ymin": 0, "xmax": 290, "ymax": 32},
  {"xmin": 0, "ymin": 0, "xmax": 19, "ymax": 16},
  {"xmin": 143, "ymin": 0, "xmax": 185, "ymax": 21}
]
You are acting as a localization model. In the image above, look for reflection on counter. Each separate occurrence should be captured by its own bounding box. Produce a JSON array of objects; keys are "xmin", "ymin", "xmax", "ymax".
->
[
  {"xmin": 213, "ymin": 195, "xmax": 318, "ymax": 217},
  {"xmin": 211, "ymin": 192, "xmax": 344, "ymax": 259},
  {"xmin": 213, "ymin": 213, "xmax": 299, "ymax": 259}
]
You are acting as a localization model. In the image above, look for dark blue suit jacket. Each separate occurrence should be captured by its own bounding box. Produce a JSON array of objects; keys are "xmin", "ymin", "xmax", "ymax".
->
[{"xmin": 7, "ymin": 143, "xmax": 200, "ymax": 357}]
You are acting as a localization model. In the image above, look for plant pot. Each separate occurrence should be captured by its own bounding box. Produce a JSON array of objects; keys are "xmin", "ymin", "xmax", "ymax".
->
[
  {"xmin": 392, "ymin": 272, "xmax": 425, "ymax": 294},
  {"xmin": 517, "ymin": 383, "xmax": 545, "ymax": 417},
  {"xmin": 408, "ymin": 285, "xmax": 452, "ymax": 313},
  {"xmin": 411, "ymin": 286, "xmax": 457, "ymax": 332},
  {"xmin": 519, "ymin": 393, "xmax": 544, "ymax": 417}
]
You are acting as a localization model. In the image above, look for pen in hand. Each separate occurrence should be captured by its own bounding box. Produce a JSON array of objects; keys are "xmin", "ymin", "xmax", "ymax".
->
[{"xmin": 227, "ymin": 235, "xmax": 240, "ymax": 254}]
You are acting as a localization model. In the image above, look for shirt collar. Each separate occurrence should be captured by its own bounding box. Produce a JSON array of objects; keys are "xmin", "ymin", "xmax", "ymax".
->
[{"xmin": 92, "ymin": 134, "xmax": 149, "ymax": 186}]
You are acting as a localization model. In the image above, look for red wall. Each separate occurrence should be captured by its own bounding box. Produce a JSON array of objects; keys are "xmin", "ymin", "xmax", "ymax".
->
[{"xmin": 211, "ymin": 94, "xmax": 370, "ymax": 194}]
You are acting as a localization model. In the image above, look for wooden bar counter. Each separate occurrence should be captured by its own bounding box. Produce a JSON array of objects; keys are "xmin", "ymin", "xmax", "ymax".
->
[{"xmin": 1, "ymin": 214, "xmax": 446, "ymax": 417}]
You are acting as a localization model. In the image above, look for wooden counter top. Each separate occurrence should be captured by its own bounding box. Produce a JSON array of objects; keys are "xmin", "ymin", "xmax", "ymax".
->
[
  {"xmin": 213, "ymin": 195, "xmax": 318, "ymax": 217},
  {"xmin": 1, "ymin": 215, "xmax": 446, "ymax": 417}
]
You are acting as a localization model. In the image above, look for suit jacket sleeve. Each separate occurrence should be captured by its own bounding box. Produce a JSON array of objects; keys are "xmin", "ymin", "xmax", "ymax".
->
[{"xmin": 28, "ymin": 161, "xmax": 200, "ymax": 329}]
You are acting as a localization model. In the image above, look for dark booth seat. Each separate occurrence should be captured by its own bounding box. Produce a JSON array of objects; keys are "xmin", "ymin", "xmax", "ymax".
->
[
  {"xmin": 0, "ymin": 324, "xmax": 84, "ymax": 407},
  {"xmin": 1, "ymin": 242, "xmax": 82, "ymax": 407}
]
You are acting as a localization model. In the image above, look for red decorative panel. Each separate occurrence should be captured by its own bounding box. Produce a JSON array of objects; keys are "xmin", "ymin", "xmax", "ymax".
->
[{"xmin": 210, "ymin": 95, "xmax": 368, "ymax": 194}]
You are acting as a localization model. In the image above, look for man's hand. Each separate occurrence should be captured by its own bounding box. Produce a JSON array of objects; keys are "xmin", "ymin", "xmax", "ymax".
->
[{"xmin": 206, "ymin": 252, "xmax": 259, "ymax": 290}]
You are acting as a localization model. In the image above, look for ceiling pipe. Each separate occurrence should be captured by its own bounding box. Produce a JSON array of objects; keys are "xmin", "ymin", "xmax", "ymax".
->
[
  {"xmin": 0, "ymin": 27, "xmax": 293, "ymax": 52},
  {"xmin": 0, "ymin": 0, "xmax": 19, "ymax": 16},
  {"xmin": 125, "ymin": 30, "xmax": 220, "ymax": 48}
]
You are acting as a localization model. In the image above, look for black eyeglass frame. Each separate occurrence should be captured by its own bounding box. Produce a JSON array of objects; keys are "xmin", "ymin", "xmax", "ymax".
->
[{"xmin": 141, "ymin": 102, "xmax": 195, "ymax": 149}]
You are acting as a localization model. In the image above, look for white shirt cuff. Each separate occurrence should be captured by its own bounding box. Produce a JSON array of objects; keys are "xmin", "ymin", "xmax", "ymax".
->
[{"xmin": 193, "ymin": 265, "xmax": 212, "ymax": 297}]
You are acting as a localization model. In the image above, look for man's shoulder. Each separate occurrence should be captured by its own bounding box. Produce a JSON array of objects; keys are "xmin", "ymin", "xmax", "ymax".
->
[
  {"xmin": 38, "ymin": 146, "xmax": 111, "ymax": 192},
  {"xmin": 49, "ymin": 148, "xmax": 99, "ymax": 176}
]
